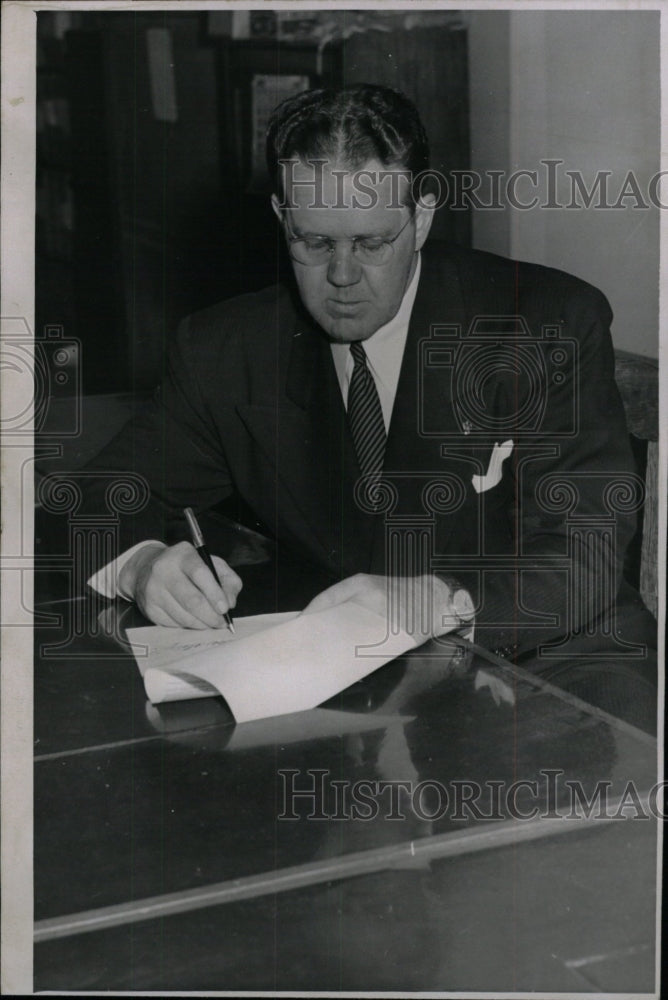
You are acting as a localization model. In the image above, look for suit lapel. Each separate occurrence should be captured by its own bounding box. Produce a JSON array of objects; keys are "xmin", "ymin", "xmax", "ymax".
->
[
  {"xmin": 385, "ymin": 249, "xmax": 468, "ymax": 456},
  {"xmin": 369, "ymin": 249, "xmax": 477, "ymax": 572},
  {"xmin": 284, "ymin": 308, "xmax": 378, "ymax": 574}
]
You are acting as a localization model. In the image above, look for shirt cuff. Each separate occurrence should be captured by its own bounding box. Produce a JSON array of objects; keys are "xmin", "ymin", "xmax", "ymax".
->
[{"xmin": 87, "ymin": 540, "xmax": 167, "ymax": 600}]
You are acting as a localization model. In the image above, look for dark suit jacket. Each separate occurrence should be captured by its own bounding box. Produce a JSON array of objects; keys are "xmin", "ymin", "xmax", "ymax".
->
[{"xmin": 76, "ymin": 242, "xmax": 642, "ymax": 656}]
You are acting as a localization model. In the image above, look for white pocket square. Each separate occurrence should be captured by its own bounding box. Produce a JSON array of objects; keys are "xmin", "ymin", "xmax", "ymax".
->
[{"xmin": 472, "ymin": 439, "xmax": 514, "ymax": 494}]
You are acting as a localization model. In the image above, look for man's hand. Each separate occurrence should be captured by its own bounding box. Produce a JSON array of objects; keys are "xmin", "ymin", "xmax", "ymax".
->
[
  {"xmin": 303, "ymin": 573, "xmax": 473, "ymax": 642},
  {"xmin": 118, "ymin": 541, "xmax": 242, "ymax": 628}
]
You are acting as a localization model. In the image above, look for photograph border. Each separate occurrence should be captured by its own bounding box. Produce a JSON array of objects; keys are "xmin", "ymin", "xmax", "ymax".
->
[{"xmin": 2, "ymin": 0, "xmax": 665, "ymax": 994}]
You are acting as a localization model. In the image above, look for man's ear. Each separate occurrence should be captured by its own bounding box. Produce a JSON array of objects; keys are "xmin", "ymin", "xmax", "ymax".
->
[
  {"xmin": 270, "ymin": 193, "xmax": 282, "ymax": 222},
  {"xmin": 413, "ymin": 192, "xmax": 436, "ymax": 251}
]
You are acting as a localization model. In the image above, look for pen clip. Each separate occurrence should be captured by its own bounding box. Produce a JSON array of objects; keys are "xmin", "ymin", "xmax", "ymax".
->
[{"xmin": 184, "ymin": 507, "xmax": 204, "ymax": 548}]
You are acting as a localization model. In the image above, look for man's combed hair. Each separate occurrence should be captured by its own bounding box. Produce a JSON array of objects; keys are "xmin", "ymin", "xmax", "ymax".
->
[{"xmin": 266, "ymin": 83, "xmax": 430, "ymax": 204}]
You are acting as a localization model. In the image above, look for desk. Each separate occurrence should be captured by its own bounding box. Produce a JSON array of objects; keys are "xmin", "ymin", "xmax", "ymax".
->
[{"xmin": 34, "ymin": 574, "xmax": 658, "ymax": 992}]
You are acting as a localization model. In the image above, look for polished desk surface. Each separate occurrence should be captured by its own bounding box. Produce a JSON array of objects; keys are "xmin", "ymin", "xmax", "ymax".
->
[{"xmin": 34, "ymin": 574, "xmax": 658, "ymax": 993}]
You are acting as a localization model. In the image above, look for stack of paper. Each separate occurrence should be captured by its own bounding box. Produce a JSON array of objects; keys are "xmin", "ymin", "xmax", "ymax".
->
[{"xmin": 127, "ymin": 604, "xmax": 418, "ymax": 724}]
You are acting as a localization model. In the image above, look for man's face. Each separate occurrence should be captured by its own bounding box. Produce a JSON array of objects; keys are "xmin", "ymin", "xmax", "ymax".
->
[{"xmin": 272, "ymin": 159, "xmax": 434, "ymax": 342}]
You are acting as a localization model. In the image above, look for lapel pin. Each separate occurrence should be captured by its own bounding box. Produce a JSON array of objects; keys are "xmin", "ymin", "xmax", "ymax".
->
[{"xmin": 462, "ymin": 419, "xmax": 474, "ymax": 436}]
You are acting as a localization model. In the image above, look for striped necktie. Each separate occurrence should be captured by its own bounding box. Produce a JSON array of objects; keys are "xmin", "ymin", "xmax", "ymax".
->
[{"xmin": 347, "ymin": 341, "xmax": 387, "ymax": 476}]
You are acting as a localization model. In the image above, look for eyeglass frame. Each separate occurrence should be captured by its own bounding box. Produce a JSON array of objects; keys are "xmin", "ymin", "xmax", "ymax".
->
[{"xmin": 280, "ymin": 211, "xmax": 415, "ymax": 267}]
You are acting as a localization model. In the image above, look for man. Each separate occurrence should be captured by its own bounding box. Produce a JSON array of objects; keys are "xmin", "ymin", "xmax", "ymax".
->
[{"xmin": 78, "ymin": 85, "xmax": 655, "ymax": 724}]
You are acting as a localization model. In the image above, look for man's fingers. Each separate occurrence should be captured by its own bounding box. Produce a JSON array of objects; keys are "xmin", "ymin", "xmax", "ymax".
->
[
  {"xmin": 134, "ymin": 542, "xmax": 244, "ymax": 628},
  {"xmin": 157, "ymin": 588, "xmax": 218, "ymax": 630},
  {"xmin": 185, "ymin": 563, "xmax": 230, "ymax": 617},
  {"xmin": 141, "ymin": 589, "xmax": 219, "ymax": 630},
  {"xmin": 168, "ymin": 575, "xmax": 232, "ymax": 628},
  {"xmin": 185, "ymin": 555, "xmax": 242, "ymax": 615},
  {"xmin": 211, "ymin": 556, "xmax": 243, "ymax": 601},
  {"xmin": 143, "ymin": 602, "xmax": 192, "ymax": 629},
  {"xmin": 172, "ymin": 549, "xmax": 242, "ymax": 623}
]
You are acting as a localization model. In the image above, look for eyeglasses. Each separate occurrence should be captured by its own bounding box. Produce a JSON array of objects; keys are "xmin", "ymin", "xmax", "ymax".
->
[{"xmin": 282, "ymin": 213, "xmax": 414, "ymax": 267}]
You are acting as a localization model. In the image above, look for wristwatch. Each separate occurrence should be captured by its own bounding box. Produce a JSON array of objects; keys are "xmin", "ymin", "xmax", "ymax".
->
[
  {"xmin": 436, "ymin": 573, "xmax": 475, "ymax": 627},
  {"xmin": 451, "ymin": 587, "xmax": 475, "ymax": 625}
]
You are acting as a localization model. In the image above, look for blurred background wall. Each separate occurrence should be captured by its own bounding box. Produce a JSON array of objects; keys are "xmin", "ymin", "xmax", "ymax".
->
[{"xmin": 467, "ymin": 9, "xmax": 660, "ymax": 359}]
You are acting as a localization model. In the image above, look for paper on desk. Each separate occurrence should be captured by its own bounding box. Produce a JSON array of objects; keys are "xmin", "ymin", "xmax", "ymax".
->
[
  {"xmin": 128, "ymin": 612, "xmax": 299, "ymax": 688},
  {"xmin": 127, "ymin": 604, "xmax": 418, "ymax": 723}
]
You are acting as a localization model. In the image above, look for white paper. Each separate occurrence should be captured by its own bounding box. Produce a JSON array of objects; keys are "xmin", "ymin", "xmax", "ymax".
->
[
  {"xmin": 128, "ymin": 612, "xmax": 299, "ymax": 679},
  {"xmin": 128, "ymin": 604, "xmax": 418, "ymax": 723}
]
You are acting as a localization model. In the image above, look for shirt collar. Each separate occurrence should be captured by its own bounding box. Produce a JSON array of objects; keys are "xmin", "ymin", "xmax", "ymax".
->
[
  {"xmin": 331, "ymin": 252, "xmax": 422, "ymax": 392},
  {"xmin": 362, "ymin": 253, "xmax": 421, "ymax": 390}
]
